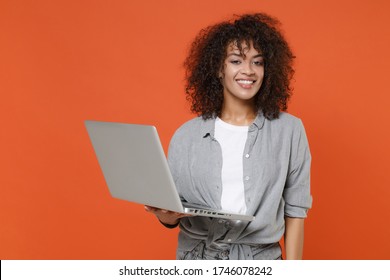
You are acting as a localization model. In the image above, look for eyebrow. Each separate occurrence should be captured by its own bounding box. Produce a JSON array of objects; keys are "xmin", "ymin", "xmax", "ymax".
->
[{"xmin": 226, "ymin": 52, "xmax": 263, "ymax": 58}]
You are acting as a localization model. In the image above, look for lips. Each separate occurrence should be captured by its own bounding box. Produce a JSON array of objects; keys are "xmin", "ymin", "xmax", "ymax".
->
[{"xmin": 236, "ymin": 79, "xmax": 256, "ymax": 88}]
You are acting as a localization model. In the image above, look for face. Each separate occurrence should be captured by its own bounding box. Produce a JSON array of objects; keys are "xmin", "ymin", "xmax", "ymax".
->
[{"xmin": 219, "ymin": 42, "xmax": 264, "ymax": 104}]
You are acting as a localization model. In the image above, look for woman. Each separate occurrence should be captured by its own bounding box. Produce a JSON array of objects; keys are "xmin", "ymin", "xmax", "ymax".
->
[{"xmin": 145, "ymin": 13, "xmax": 312, "ymax": 260}]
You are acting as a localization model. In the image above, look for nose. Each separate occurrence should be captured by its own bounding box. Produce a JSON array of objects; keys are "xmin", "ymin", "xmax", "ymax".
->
[{"xmin": 241, "ymin": 61, "xmax": 255, "ymax": 75}]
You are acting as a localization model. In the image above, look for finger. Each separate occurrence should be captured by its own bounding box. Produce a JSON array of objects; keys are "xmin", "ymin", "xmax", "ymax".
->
[
  {"xmin": 183, "ymin": 214, "xmax": 194, "ymax": 217},
  {"xmin": 177, "ymin": 213, "xmax": 193, "ymax": 218},
  {"xmin": 145, "ymin": 206, "xmax": 192, "ymax": 217},
  {"xmin": 144, "ymin": 205, "xmax": 154, "ymax": 212},
  {"xmin": 144, "ymin": 205, "xmax": 159, "ymax": 212}
]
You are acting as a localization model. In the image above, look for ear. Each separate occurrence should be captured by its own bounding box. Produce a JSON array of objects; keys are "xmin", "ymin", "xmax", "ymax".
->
[{"xmin": 218, "ymin": 68, "xmax": 224, "ymax": 79}]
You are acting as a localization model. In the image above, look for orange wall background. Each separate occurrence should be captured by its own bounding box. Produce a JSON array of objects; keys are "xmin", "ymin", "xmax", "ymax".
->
[{"xmin": 1, "ymin": 0, "xmax": 390, "ymax": 259}]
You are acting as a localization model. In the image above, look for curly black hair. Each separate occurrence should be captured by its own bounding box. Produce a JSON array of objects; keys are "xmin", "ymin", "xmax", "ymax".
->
[{"xmin": 184, "ymin": 13, "xmax": 295, "ymax": 120}]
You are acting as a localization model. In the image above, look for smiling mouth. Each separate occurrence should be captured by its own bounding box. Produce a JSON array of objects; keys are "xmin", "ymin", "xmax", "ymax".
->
[{"xmin": 236, "ymin": 79, "xmax": 256, "ymax": 85}]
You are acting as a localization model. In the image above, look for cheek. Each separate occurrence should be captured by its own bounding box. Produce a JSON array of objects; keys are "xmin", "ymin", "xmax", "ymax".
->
[
  {"xmin": 221, "ymin": 70, "xmax": 234, "ymax": 83},
  {"xmin": 257, "ymin": 67, "xmax": 265, "ymax": 77},
  {"xmin": 223, "ymin": 63, "xmax": 240, "ymax": 76}
]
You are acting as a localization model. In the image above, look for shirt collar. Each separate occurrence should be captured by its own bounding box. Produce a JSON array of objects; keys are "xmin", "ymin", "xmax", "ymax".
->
[
  {"xmin": 251, "ymin": 111, "xmax": 266, "ymax": 130},
  {"xmin": 201, "ymin": 112, "xmax": 266, "ymax": 138}
]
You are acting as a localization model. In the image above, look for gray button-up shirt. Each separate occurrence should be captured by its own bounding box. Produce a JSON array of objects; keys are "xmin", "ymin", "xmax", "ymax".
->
[{"xmin": 167, "ymin": 112, "xmax": 312, "ymax": 259}]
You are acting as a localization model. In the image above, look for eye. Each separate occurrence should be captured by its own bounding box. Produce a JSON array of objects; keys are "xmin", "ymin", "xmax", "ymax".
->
[
  {"xmin": 253, "ymin": 60, "xmax": 264, "ymax": 66},
  {"xmin": 230, "ymin": 60, "xmax": 241, "ymax": 65}
]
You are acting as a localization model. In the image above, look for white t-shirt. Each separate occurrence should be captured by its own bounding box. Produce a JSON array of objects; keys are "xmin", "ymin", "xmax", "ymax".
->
[{"xmin": 214, "ymin": 117, "xmax": 248, "ymax": 214}]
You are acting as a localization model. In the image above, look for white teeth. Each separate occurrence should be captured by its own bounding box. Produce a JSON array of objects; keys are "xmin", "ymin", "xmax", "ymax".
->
[{"xmin": 237, "ymin": 80, "xmax": 254, "ymax": 84}]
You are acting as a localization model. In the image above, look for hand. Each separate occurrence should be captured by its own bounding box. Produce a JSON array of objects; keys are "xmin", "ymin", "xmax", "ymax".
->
[{"xmin": 144, "ymin": 205, "xmax": 192, "ymax": 226}]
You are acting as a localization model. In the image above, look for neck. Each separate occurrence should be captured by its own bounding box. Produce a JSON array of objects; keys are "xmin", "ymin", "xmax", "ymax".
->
[{"xmin": 220, "ymin": 100, "xmax": 257, "ymax": 126}]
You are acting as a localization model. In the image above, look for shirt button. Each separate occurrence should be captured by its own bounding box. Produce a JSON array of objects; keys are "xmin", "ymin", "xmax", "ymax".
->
[
  {"xmin": 227, "ymin": 239, "xmax": 232, "ymax": 242},
  {"xmin": 245, "ymin": 154, "xmax": 250, "ymax": 158},
  {"xmin": 245, "ymin": 176, "xmax": 250, "ymax": 181}
]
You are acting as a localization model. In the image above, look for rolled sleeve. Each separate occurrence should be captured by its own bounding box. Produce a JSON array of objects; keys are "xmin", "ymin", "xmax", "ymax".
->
[{"xmin": 283, "ymin": 119, "xmax": 312, "ymax": 218}]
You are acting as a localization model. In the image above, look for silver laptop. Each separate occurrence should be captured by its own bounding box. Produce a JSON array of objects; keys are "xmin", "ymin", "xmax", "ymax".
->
[{"xmin": 85, "ymin": 120, "xmax": 255, "ymax": 221}]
